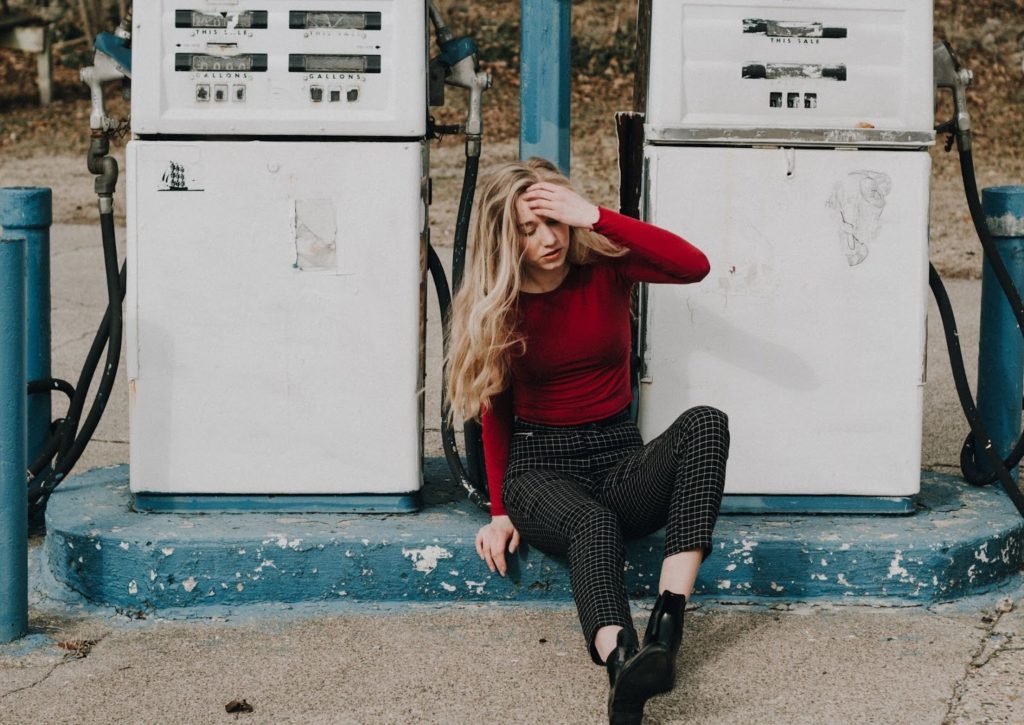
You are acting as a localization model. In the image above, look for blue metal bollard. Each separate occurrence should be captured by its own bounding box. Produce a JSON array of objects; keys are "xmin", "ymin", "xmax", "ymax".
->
[
  {"xmin": 0, "ymin": 187, "xmax": 52, "ymax": 469},
  {"xmin": 0, "ymin": 236, "xmax": 28, "ymax": 643},
  {"xmin": 520, "ymin": 0, "xmax": 571, "ymax": 173},
  {"xmin": 975, "ymin": 186, "xmax": 1024, "ymax": 482}
]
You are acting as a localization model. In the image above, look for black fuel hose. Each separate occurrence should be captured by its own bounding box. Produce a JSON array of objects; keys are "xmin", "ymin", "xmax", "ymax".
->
[
  {"xmin": 930, "ymin": 264, "xmax": 1024, "ymax": 517},
  {"xmin": 28, "ymin": 210, "xmax": 124, "ymax": 518},
  {"xmin": 431, "ymin": 151, "xmax": 490, "ymax": 512},
  {"xmin": 451, "ymin": 154, "xmax": 479, "ymax": 295},
  {"xmin": 28, "ymin": 378, "xmax": 75, "ymax": 402},
  {"xmin": 927, "ymin": 130, "xmax": 1024, "ymax": 517},
  {"xmin": 451, "ymin": 154, "xmax": 488, "ymax": 490},
  {"xmin": 427, "ymin": 2, "xmax": 490, "ymax": 510},
  {"xmin": 952, "ymin": 144, "xmax": 1024, "ymax": 485},
  {"xmin": 428, "ymin": 241, "xmax": 489, "ymax": 510},
  {"xmin": 57, "ymin": 211, "xmax": 124, "ymax": 473},
  {"xmin": 28, "ymin": 264, "xmax": 125, "ymax": 480},
  {"xmin": 25, "ymin": 378, "xmax": 75, "ymax": 477}
]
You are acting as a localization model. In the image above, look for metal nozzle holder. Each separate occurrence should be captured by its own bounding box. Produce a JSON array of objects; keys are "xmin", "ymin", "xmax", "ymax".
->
[{"xmin": 934, "ymin": 41, "xmax": 974, "ymax": 152}]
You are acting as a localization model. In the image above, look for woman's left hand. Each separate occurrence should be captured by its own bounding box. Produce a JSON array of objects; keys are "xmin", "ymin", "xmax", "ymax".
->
[{"xmin": 521, "ymin": 182, "xmax": 600, "ymax": 229}]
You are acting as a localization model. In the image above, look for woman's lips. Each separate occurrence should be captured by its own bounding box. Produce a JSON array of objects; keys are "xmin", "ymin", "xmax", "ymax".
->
[{"xmin": 542, "ymin": 249, "xmax": 563, "ymax": 260}]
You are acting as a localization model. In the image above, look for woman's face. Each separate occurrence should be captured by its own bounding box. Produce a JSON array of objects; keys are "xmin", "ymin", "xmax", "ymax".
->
[{"xmin": 514, "ymin": 194, "xmax": 569, "ymax": 277}]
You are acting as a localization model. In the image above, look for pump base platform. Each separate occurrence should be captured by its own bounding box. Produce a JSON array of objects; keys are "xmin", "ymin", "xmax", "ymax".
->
[
  {"xmin": 44, "ymin": 462, "xmax": 1024, "ymax": 609},
  {"xmin": 132, "ymin": 492, "xmax": 420, "ymax": 514}
]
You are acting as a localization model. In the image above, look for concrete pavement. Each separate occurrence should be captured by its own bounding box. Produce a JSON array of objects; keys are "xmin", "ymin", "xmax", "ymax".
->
[
  {"xmin": 2, "ymin": 222, "xmax": 1024, "ymax": 723},
  {"xmin": 4, "ymin": 568, "xmax": 1024, "ymax": 724}
]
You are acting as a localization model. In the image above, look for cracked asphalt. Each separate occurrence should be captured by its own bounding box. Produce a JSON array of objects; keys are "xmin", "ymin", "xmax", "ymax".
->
[{"xmin": 3, "ymin": 178, "xmax": 1024, "ymax": 722}]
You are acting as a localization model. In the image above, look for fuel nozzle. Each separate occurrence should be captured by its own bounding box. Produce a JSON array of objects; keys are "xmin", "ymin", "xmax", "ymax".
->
[
  {"xmin": 428, "ymin": 2, "xmax": 491, "ymax": 158},
  {"xmin": 80, "ymin": 30, "xmax": 132, "ymax": 133},
  {"xmin": 81, "ymin": 25, "xmax": 131, "ymax": 208},
  {"xmin": 934, "ymin": 41, "xmax": 974, "ymax": 153}
]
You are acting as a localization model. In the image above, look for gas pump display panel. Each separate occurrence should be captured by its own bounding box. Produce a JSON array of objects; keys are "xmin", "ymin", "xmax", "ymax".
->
[
  {"xmin": 132, "ymin": 0, "xmax": 427, "ymax": 136},
  {"xmin": 126, "ymin": 141, "xmax": 425, "ymax": 495},
  {"xmin": 638, "ymin": 145, "xmax": 930, "ymax": 497},
  {"xmin": 645, "ymin": 0, "xmax": 934, "ymax": 146}
]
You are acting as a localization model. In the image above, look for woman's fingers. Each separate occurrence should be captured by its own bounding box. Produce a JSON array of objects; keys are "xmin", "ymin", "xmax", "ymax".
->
[
  {"xmin": 522, "ymin": 184, "xmax": 598, "ymax": 228},
  {"xmin": 491, "ymin": 538, "xmax": 507, "ymax": 576},
  {"xmin": 526, "ymin": 181, "xmax": 563, "ymax": 196},
  {"xmin": 481, "ymin": 539, "xmax": 496, "ymax": 573},
  {"xmin": 477, "ymin": 526, "xmax": 498, "ymax": 573},
  {"xmin": 510, "ymin": 528, "xmax": 521, "ymax": 554}
]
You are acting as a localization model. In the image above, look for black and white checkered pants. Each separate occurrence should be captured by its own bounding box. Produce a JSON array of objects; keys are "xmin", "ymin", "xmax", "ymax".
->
[{"xmin": 503, "ymin": 405, "xmax": 729, "ymax": 664}]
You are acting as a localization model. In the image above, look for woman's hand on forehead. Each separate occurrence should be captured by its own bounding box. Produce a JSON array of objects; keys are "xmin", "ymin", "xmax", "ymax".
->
[{"xmin": 521, "ymin": 182, "xmax": 600, "ymax": 230}]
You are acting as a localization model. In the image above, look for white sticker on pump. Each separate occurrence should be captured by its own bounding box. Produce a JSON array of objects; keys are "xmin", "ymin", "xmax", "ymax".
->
[{"xmin": 293, "ymin": 199, "xmax": 338, "ymax": 271}]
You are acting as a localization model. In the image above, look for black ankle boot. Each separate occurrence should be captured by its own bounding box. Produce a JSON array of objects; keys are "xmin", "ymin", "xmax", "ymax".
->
[
  {"xmin": 641, "ymin": 591, "xmax": 686, "ymax": 694},
  {"xmin": 606, "ymin": 627, "xmax": 668, "ymax": 725}
]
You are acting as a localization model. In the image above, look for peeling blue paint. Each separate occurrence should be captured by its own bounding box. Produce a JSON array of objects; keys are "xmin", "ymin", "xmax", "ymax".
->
[{"xmin": 44, "ymin": 465, "xmax": 1024, "ymax": 609}]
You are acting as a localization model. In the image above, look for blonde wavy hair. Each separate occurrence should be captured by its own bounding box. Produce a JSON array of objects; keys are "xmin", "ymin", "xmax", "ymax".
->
[{"xmin": 447, "ymin": 157, "xmax": 628, "ymax": 421}]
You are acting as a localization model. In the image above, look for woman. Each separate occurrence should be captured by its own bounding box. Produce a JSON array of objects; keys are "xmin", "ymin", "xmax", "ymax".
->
[{"xmin": 447, "ymin": 158, "xmax": 729, "ymax": 724}]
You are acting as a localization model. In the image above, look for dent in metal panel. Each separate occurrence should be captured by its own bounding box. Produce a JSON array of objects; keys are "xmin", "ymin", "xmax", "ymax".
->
[
  {"xmin": 293, "ymin": 199, "xmax": 337, "ymax": 270},
  {"xmin": 827, "ymin": 171, "xmax": 893, "ymax": 267}
]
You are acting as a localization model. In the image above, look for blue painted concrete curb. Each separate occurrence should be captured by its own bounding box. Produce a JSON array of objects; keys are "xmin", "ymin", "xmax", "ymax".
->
[{"xmin": 45, "ymin": 462, "xmax": 1024, "ymax": 610}]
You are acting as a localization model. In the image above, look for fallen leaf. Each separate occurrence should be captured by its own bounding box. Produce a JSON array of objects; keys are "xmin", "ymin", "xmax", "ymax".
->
[{"xmin": 225, "ymin": 699, "xmax": 254, "ymax": 714}]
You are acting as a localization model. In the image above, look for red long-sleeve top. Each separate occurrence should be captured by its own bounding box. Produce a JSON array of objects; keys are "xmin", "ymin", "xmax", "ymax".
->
[{"xmin": 481, "ymin": 207, "xmax": 710, "ymax": 516}]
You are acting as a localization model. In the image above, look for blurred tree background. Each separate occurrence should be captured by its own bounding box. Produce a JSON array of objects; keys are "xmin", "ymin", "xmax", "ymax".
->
[
  {"xmin": 1, "ymin": 0, "xmax": 1021, "ymax": 152},
  {"xmin": 1, "ymin": 0, "xmax": 1022, "ymax": 276}
]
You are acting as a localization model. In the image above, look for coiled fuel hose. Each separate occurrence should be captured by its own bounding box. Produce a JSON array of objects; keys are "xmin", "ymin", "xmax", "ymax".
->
[
  {"xmin": 427, "ymin": 153, "xmax": 491, "ymax": 512},
  {"xmin": 427, "ymin": 2, "xmax": 491, "ymax": 511},
  {"xmin": 26, "ymin": 138, "xmax": 125, "ymax": 522},
  {"xmin": 931, "ymin": 134, "xmax": 1024, "ymax": 517}
]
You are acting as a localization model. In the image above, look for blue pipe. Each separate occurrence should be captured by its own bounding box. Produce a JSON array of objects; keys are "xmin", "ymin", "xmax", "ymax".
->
[
  {"xmin": 0, "ymin": 236, "xmax": 28, "ymax": 643},
  {"xmin": 976, "ymin": 186, "xmax": 1024, "ymax": 482},
  {"xmin": 520, "ymin": 0, "xmax": 571, "ymax": 173},
  {"xmin": 0, "ymin": 187, "xmax": 52, "ymax": 467}
]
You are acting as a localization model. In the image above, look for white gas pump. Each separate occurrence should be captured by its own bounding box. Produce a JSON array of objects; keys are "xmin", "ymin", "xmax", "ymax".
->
[
  {"xmin": 635, "ymin": 0, "xmax": 935, "ymax": 501},
  {"xmin": 125, "ymin": 2, "xmax": 434, "ymax": 508}
]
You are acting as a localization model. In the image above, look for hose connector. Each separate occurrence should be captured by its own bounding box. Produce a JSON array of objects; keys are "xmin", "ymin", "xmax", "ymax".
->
[{"xmin": 87, "ymin": 135, "xmax": 119, "ymax": 203}]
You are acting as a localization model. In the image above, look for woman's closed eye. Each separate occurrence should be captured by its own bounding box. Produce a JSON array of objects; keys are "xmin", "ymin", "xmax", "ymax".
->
[{"xmin": 520, "ymin": 219, "xmax": 558, "ymax": 238}]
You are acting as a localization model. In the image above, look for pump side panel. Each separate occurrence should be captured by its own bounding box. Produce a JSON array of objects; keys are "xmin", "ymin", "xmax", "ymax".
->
[
  {"xmin": 126, "ymin": 140, "xmax": 424, "ymax": 495},
  {"xmin": 639, "ymin": 145, "xmax": 929, "ymax": 496}
]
